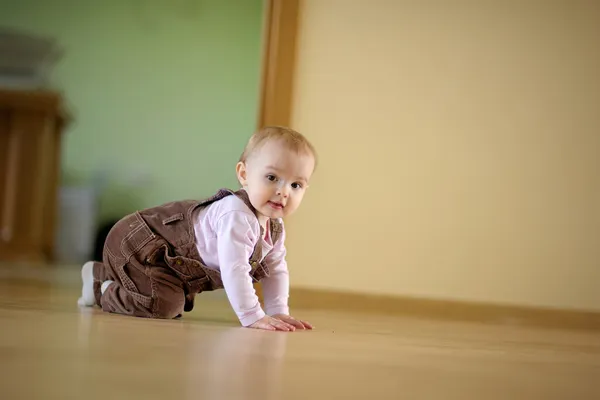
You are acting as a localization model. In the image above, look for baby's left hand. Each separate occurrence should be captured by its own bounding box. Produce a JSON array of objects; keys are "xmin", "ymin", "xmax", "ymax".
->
[{"xmin": 272, "ymin": 314, "xmax": 313, "ymax": 330}]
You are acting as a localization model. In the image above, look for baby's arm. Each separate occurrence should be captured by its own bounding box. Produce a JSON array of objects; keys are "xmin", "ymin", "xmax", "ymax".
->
[
  {"xmin": 215, "ymin": 211, "xmax": 296, "ymax": 331},
  {"xmin": 261, "ymin": 223, "xmax": 313, "ymax": 330},
  {"xmin": 216, "ymin": 211, "xmax": 265, "ymax": 326}
]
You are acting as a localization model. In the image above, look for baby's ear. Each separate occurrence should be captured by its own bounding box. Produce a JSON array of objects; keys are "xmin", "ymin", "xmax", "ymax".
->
[{"xmin": 236, "ymin": 162, "xmax": 248, "ymax": 186}]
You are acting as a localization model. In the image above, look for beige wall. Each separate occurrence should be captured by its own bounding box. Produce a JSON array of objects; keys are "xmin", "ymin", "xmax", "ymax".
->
[{"xmin": 285, "ymin": 0, "xmax": 600, "ymax": 311}]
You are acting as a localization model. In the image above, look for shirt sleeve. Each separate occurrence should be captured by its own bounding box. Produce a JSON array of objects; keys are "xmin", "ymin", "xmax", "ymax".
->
[
  {"xmin": 215, "ymin": 210, "xmax": 266, "ymax": 326},
  {"xmin": 261, "ymin": 222, "xmax": 290, "ymax": 316}
]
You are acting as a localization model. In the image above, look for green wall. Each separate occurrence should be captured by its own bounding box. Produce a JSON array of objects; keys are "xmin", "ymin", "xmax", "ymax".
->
[{"xmin": 0, "ymin": 0, "xmax": 264, "ymax": 222}]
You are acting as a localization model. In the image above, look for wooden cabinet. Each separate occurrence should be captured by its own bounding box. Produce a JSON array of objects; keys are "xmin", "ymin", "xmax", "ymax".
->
[{"xmin": 0, "ymin": 89, "xmax": 69, "ymax": 263}]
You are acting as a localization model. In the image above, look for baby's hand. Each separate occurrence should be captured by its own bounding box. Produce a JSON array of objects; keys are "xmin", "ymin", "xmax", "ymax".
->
[
  {"xmin": 272, "ymin": 314, "xmax": 313, "ymax": 330},
  {"xmin": 247, "ymin": 315, "xmax": 297, "ymax": 331},
  {"xmin": 247, "ymin": 314, "xmax": 314, "ymax": 331}
]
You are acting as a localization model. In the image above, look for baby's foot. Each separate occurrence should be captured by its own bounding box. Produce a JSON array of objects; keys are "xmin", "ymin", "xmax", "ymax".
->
[{"xmin": 77, "ymin": 261, "xmax": 96, "ymax": 307}]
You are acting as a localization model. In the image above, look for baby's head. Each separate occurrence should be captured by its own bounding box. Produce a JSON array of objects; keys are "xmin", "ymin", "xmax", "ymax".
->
[{"xmin": 236, "ymin": 126, "xmax": 316, "ymax": 222}]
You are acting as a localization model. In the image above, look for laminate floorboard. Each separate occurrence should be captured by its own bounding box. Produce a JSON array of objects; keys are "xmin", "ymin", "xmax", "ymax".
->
[{"xmin": 0, "ymin": 264, "xmax": 598, "ymax": 399}]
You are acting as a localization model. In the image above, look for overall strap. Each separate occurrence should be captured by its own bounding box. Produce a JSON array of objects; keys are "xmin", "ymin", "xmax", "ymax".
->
[
  {"xmin": 197, "ymin": 188, "xmax": 237, "ymax": 207},
  {"xmin": 269, "ymin": 218, "xmax": 283, "ymax": 244}
]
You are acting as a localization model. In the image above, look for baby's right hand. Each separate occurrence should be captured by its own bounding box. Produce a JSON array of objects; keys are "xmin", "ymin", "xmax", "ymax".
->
[{"xmin": 247, "ymin": 315, "xmax": 297, "ymax": 331}]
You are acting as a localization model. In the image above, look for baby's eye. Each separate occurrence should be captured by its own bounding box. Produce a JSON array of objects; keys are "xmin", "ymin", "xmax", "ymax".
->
[
  {"xmin": 266, "ymin": 174, "xmax": 277, "ymax": 182},
  {"xmin": 291, "ymin": 182, "xmax": 303, "ymax": 189}
]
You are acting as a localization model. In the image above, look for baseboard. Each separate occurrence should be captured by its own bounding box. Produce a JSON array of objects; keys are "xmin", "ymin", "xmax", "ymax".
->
[{"xmin": 288, "ymin": 287, "xmax": 600, "ymax": 332}]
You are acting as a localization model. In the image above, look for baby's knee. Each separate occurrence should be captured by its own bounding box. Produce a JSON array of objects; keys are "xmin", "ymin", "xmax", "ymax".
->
[{"xmin": 153, "ymin": 295, "xmax": 185, "ymax": 319}]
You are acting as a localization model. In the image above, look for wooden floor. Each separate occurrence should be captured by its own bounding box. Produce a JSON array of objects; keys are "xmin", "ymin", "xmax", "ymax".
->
[{"xmin": 0, "ymin": 264, "xmax": 599, "ymax": 399}]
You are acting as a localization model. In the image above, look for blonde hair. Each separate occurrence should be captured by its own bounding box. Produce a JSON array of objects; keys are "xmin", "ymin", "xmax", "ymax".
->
[{"xmin": 239, "ymin": 125, "xmax": 317, "ymax": 166}]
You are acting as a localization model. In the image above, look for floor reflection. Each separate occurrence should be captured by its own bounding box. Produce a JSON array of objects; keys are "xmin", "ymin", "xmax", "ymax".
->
[{"xmin": 185, "ymin": 326, "xmax": 288, "ymax": 400}]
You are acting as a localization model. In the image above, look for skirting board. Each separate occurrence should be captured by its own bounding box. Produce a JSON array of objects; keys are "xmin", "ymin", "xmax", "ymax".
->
[{"xmin": 288, "ymin": 287, "xmax": 600, "ymax": 332}]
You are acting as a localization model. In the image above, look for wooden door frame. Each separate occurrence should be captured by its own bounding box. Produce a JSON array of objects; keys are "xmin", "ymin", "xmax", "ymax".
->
[{"xmin": 256, "ymin": 0, "xmax": 300, "ymax": 128}]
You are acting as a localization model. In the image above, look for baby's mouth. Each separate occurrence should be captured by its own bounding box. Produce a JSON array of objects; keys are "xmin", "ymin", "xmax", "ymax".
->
[{"xmin": 268, "ymin": 201, "xmax": 284, "ymax": 209}]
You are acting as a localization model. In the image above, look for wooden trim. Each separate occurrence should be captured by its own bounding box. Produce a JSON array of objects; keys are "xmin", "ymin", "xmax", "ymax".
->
[
  {"xmin": 256, "ymin": 0, "xmax": 273, "ymax": 127},
  {"xmin": 256, "ymin": 0, "xmax": 300, "ymax": 127},
  {"xmin": 289, "ymin": 287, "xmax": 600, "ymax": 331}
]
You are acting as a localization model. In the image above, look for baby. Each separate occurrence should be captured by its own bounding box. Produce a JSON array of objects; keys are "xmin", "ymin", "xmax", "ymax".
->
[{"xmin": 78, "ymin": 126, "xmax": 316, "ymax": 332}]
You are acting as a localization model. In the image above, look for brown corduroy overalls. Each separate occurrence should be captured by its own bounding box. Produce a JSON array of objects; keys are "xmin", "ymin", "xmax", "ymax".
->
[{"xmin": 92, "ymin": 188, "xmax": 282, "ymax": 319}]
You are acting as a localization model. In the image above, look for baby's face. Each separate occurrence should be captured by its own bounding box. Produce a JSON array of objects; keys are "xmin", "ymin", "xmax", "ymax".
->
[{"xmin": 237, "ymin": 139, "xmax": 315, "ymax": 223}]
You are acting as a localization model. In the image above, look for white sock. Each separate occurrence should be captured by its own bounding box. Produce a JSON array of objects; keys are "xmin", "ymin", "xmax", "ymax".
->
[
  {"xmin": 77, "ymin": 261, "xmax": 96, "ymax": 307},
  {"xmin": 101, "ymin": 280, "xmax": 114, "ymax": 294}
]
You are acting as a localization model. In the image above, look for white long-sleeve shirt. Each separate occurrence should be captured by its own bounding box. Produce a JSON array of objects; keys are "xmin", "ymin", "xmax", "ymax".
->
[{"xmin": 192, "ymin": 193, "xmax": 289, "ymax": 326}]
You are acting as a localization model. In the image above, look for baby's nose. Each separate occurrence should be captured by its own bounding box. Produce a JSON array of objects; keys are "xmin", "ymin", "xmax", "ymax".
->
[{"xmin": 277, "ymin": 186, "xmax": 289, "ymax": 197}]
